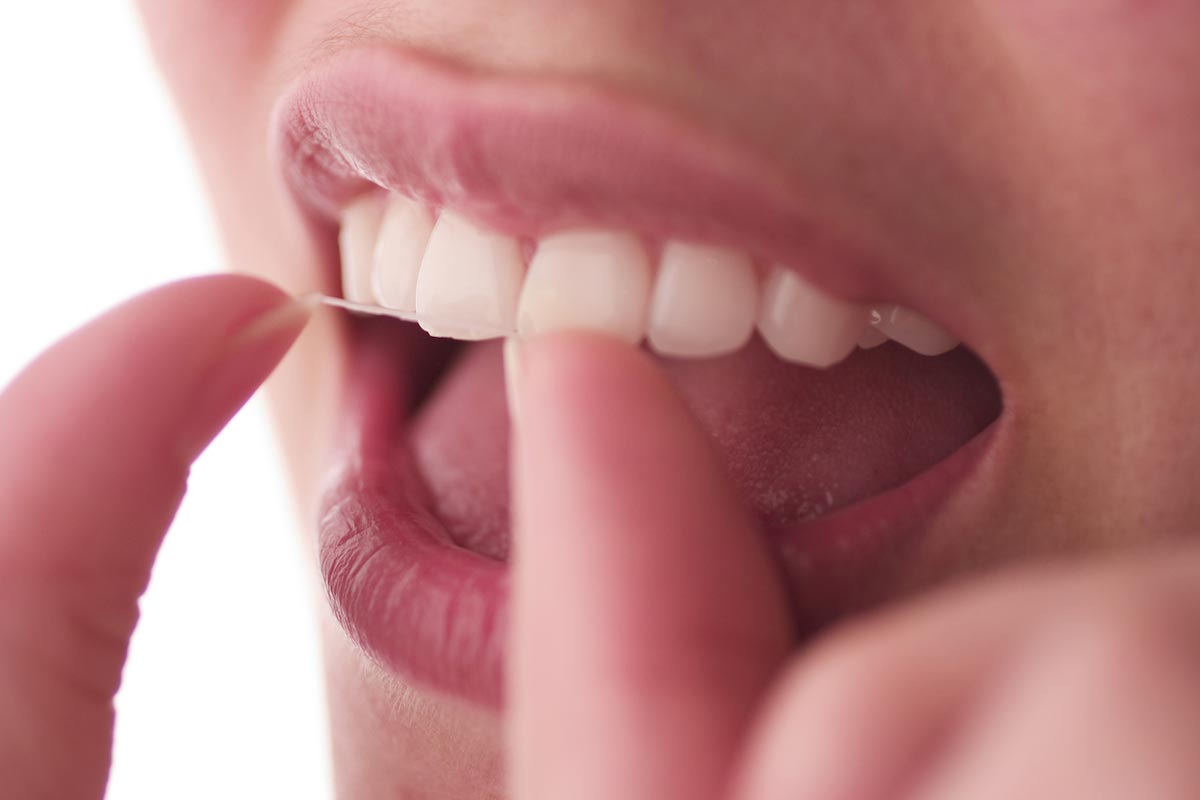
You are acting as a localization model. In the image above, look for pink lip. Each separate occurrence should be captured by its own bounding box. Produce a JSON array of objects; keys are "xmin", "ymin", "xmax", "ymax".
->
[
  {"xmin": 318, "ymin": 324, "xmax": 508, "ymax": 708},
  {"xmin": 274, "ymin": 46, "xmax": 916, "ymax": 304},
  {"xmin": 277, "ymin": 47, "xmax": 1004, "ymax": 707},
  {"xmin": 318, "ymin": 321, "xmax": 1000, "ymax": 708}
]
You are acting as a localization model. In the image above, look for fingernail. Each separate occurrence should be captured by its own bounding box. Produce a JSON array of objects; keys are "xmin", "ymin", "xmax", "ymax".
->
[
  {"xmin": 182, "ymin": 294, "xmax": 313, "ymax": 460},
  {"xmin": 230, "ymin": 292, "xmax": 318, "ymax": 349},
  {"xmin": 504, "ymin": 336, "xmax": 525, "ymax": 429}
]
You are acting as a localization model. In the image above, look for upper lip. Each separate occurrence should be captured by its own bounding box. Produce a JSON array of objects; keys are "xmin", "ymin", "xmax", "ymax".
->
[{"xmin": 273, "ymin": 46, "xmax": 979, "ymax": 343}]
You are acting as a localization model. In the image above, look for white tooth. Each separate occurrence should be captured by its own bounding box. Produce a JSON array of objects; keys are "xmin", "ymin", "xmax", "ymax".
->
[
  {"xmin": 372, "ymin": 195, "xmax": 435, "ymax": 311},
  {"xmin": 517, "ymin": 230, "xmax": 652, "ymax": 343},
  {"xmin": 757, "ymin": 267, "xmax": 870, "ymax": 367},
  {"xmin": 858, "ymin": 326, "xmax": 889, "ymax": 349},
  {"xmin": 339, "ymin": 195, "xmax": 386, "ymax": 304},
  {"xmin": 414, "ymin": 212, "xmax": 525, "ymax": 340},
  {"xmin": 872, "ymin": 305, "xmax": 959, "ymax": 356},
  {"xmin": 647, "ymin": 242, "xmax": 758, "ymax": 358}
]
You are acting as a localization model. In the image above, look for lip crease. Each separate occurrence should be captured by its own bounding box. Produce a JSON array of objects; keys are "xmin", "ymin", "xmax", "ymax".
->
[{"xmin": 279, "ymin": 46, "xmax": 1005, "ymax": 708}]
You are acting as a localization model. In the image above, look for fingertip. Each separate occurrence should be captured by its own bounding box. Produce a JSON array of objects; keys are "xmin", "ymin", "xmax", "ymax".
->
[
  {"xmin": 512, "ymin": 331, "xmax": 682, "ymax": 486},
  {"xmin": 518, "ymin": 331, "xmax": 663, "ymax": 414},
  {"xmin": 507, "ymin": 330, "xmax": 792, "ymax": 799},
  {"xmin": 179, "ymin": 287, "xmax": 312, "ymax": 460},
  {"xmin": 135, "ymin": 272, "xmax": 298, "ymax": 336}
]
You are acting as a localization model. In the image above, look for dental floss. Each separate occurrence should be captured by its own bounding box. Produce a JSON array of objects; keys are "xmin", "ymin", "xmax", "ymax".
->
[{"xmin": 311, "ymin": 294, "xmax": 517, "ymax": 339}]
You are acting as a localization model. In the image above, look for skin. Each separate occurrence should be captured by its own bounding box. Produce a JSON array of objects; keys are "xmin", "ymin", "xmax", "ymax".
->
[
  {"xmin": 133, "ymin": 0, "xmax": 1200, "ymax": 562},
  {"xmin": 0, "ymin": 277, "xmax": 308, "ymax": 797},
  {"xmin": 4, "ymin": 1, "xmax": 1200, "ymax": 797}
]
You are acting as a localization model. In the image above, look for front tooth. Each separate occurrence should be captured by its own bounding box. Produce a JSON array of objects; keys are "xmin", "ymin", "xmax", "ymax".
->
[
  {"xmin": 647, "ymin": 242, "xmax": 758, "ymax": 358},
  {"xmin": 339, "ymin": 195, "xmax": 386, "ymax": 303},
  {"xmin": 517, "ymin": 230, "xmax": 652, "ymax": 343},
  {"xmin": 372, "ymin": 195, "xmax": 435, "ymax": 311},
  {"xmin": 757, "ymin": 267, "xmax": 870, "ymax": 367},
  {"xmin": 414, "ymin": 212, "xmax": 525, "ymax": 340},
  {"xmin": 872, "ymin": 305, "xmax": 959, "ymax": 356}
]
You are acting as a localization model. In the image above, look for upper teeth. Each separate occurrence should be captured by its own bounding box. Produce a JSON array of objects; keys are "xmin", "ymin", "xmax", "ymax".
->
[
  {"xmin": 339, "ymin": 193, "xmax": 960, "ymax": 366},
  {"xmin": 416, "ymin": 211, "xmax": 525, "ymax": 341},
  {"xmin": 869, "ymin": 304, "xmax": 960, "ymax": 357},
  {"xmin": 518, "ymin": 229, "xmax": 653, "ymax": 345},
  {"xmin": 757, "ymin": 268, "xmax": 871, "ymax": 368},
  {"xmin": 373, "ymin": 196, "xmax": 435, "ymax": 312},
  {"xmin": 649, "ymin": 242, "xmax": 759, "ymax": 358}
]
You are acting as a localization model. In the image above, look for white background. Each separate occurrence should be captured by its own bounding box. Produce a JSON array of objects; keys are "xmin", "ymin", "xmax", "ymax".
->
[{"xmin": 0, "ymin": 4, "xmax": 333, "ymax": 798}]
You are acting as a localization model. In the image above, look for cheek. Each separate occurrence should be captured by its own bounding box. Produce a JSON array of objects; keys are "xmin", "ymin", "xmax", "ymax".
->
[
  {"xmin": 990, "ymin": 0, "xmax": 1199, "ymax": 38},
  {"xmin": 983, "ymin": 0, "xmax": 1200, "ymax": 99},
  {"xmin": 136, "ymin": 0, "xmax": 290, "ymax": 41},
  {"xmin": 982, "ymin": 0, "xmax": 1200, "ymax": 175},
  {"xmin": 136, "ymin": 0, "xmax": 293, "ymax": 88}
]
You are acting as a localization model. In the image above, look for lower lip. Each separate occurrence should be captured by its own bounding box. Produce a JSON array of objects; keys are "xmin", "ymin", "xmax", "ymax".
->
[{"xmin": 317, "ymin": 321, "xmax": 1001, "ymax": 708}]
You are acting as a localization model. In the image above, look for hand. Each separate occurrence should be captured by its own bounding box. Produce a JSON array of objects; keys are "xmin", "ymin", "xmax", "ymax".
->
[
  {"xmin": 506, "ymin": 333, "xmax": 1200, "ymax": 800},
  {"xmin": 0, "ymin": 276, "xmax": 307, "ymax": 799}
]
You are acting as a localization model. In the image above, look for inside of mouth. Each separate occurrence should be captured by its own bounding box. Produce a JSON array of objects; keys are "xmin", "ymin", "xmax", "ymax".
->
[{"xmin": 371, "ymin": 318, "xmax": 1002, "ymax": 562}]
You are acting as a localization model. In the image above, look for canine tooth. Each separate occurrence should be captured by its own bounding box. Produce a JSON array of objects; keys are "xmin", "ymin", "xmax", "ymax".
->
[
  {"xmin": 647, "ymin": 242, "xmax": 758, "ymax": 358},
  {"xmin": 757, "ymin": 268, "xmax": 870, "ymax": 368},
  {"xmin": 339, "ymin": 195, "xmax": 385, "ymax": 304},
  {"xmin": 858, "ymin": 327, "xmax": 889, "ymax": 349},
  {"xmin": 872, "ymin": 305, "xmax": 959, "ymax": 356},
  {"xmin": 372, "ymin": 195, "xmax": 435, "ymax": 311},
  {"xmin": 517, "ymin": 230, "xmax": 652, "ymax": 343},
  {"xmin": 414, "ymin": 212, "xmax": 524, "ymax": 340}
]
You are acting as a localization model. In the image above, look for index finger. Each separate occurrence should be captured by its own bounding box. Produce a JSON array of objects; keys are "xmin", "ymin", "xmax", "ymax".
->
[{"xmin": 506, "ymin": 333, "xmax": 794, "ymax": 800}]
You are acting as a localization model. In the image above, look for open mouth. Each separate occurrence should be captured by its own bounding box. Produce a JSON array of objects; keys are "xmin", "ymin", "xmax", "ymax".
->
[{"xmin": 275, "ymin": 47, "xmax": 1003, "ymax": 708}]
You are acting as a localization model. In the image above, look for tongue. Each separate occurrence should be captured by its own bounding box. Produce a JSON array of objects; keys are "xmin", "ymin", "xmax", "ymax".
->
[{"xmin": 410, "ymin": 338, "xmax": 1000, "ymax": 561}]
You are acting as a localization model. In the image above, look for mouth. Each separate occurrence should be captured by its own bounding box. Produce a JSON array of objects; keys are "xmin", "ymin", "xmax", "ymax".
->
[{"xmin": 275, "ymin": 47, "xmax": 1003, "ymax": 709}]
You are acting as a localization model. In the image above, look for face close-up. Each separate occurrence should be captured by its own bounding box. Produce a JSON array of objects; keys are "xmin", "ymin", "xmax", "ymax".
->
[{"xmin": 134, "ymin": 1, "xmax": 1200, "ymax": 796}]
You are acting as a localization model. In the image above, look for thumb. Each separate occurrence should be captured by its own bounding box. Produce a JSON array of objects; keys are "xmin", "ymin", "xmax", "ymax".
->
[
  {"xmin": 0, "ymin": 275, "xmax": 308, "ymax": 799},
  {"xmin": 506, "ymin": 333, "xmax": 794, "ymax": 800}
]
